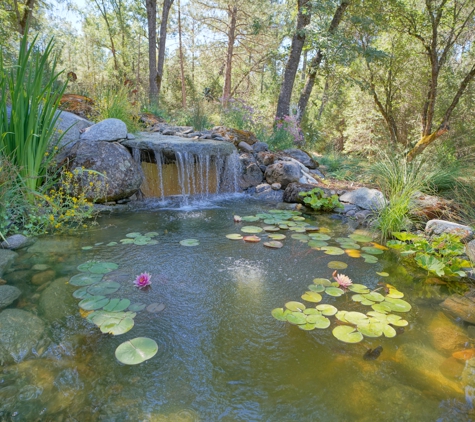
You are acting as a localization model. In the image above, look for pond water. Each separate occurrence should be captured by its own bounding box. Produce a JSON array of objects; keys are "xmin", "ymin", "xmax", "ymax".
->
[{"xmin": 1, "ymin": 196, "xmax": 475, "ymax": 421}]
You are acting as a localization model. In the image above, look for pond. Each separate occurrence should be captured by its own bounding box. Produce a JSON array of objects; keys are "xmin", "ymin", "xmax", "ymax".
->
[{"xmin": 1, "ymin": 196, "xmax": 474, "ymax": 421}]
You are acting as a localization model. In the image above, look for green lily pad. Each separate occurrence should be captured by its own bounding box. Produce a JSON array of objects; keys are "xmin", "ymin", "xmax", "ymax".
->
[
  {"xmin": 263, "ymin": 226, "xmax": 280, "ymax": 232},
  {"xmin": 362, "ymin": 292, "xmax": 385, "ymax": 302},
  {"xmin": 351, "ymin": 294, "xmax": 364, "ymax": 303},
  {"xmin": 82, "ymin": 246, "xmax": 93, "ymax": 250},
  {"xmin": 349, "ymin": 234, "xmax": 373, "ymax": 242},
  {"xmin": 357, "ymin": 321, "xmax": 384, "ymax": 337},
  {"xmin": 383, "ymin": 324, "xmax": 397, "ymax": 338},
  {"xmin": 316, "ymin": 304, "xmax": 338, "ymax": 316},
  {"xmin": 301, "ymin": 291, "xmax": 322, "ymax": 303},
  {"xmin": 361, "ymin": 247, "xmax": 384, "ymax": 255},
  {"xmin": 376, "ymin": 271, "xmax": 389, "ymax": 277},
  {"xmin": 361, "ymin": 299, "xmax": 376, "ymax": 306},
  {"xmin": 268, "ymin": 234, "xmax": 286, "ymax": 240},
  {"xmin": 77, "ymin": 261, "xmax": 97, "ymax": 272},
  {"xmin": 289, "ymin": 227, "xmax": 306, "ymax": 233},
  {"xmin": 147, "ymin": 240, "xmax": 159, "ymax": 245},
  {"xmin": 340, "ymin": 243, "xmax": 361, "ymax": 250},
  {"xmin": 371, "ymin": 303, "xmax": 392, "ymax": 313},
  {"xmin": 128, "ymin": 303, "xmax": 146, "ymax": 312},
  {"xmin": 120, "ymin": 239, "xmax": 135, "ymax": 244},
  {"xmin": 310, "ymin": 314, "xmax": 331, "ymax": 329},
  {"xmin": 263, "ymin": 241, "xmax": 284, "ymax": 249},
  {"xmin": 291, "ymin": 234, "xmax": 309, "ymax": 241},
  {"xmin": 361, "ymin": 254, "xmax": 378, "ymax": 263},
  {"xmin": 226, "ymin": 234, "xmax": 243, "ymax": 240},
  {"xmin": 348, "ymin": 284, "xmax": 370, "ymax": 294},
  {"xmin": 79, "ymin": 295, "xmax": 110, "ymax": 311},
  {"xmin": 73, "ymin": 286, "xmax": 93, "ymax": 299},
  {"xmin": 328, "ymin": 261, "xmax": 348, "ymax": 270},
  {"xmin": 321, "ymin": 246, "xmax": 345, "ymax": 256},
  {"xmin": 384, "ymin": 297, "xmax": 412, "ymax": 312},
  {"xmin": 335, "ymin": 310, "xmax": 348, "ymax": 322},
  {"xmin": 271, "ymin": 308, "xmax": 291, "ymax": 321},
  {"xmin": 103, "ymin": 298, "xmax": 130, "ymax": 312},
  {"xmin": 309, "ymin": 233, "xmax": 331, "ymax": 241},
  {"xmin": 87, "ymin": 281, "xmax": 121, "ymax": 296},
  {"xmin": 144, "ymin": 232, "xmax": 159, "ymax": 237},
  {"xmin": 308, "ymin": 284, "xmax": 325, "ymax": 293},
  {"xmin": 115, "ymin": 337, "xmax": 158, "ymax": 365},
  {"xmin": 303, "ymin": 308, "xmax": 321, "ymax": 315},
  {"xmin": 241, "ymin": 226, "xmax": 263, "ymax": 234},
  {"xmin": 286, "ymin": 311, "xmax": 307, "ymax": 325},
  {"xmin": 106, "ymin": 242, "xmax": 118, "ymax": 246},
  {"xmin": 241, "ymin": 216, "xmax": 260, "ymax": 222},
  {"xmin": 101, "ymin": 315, "xmax": 135, "ymax": 335},
  {"xmin": 69, "ymin": 273, "xmax": 103, "ymax": 286},
  {"xmin": 387, "ymin": 287, "xmax": 404, "ymax": 299},
  {"xmin": 345, "ymin": 311, "xmax": 369, "ymax": 325},
  {"xmin": 88, "ymin": 262, "xmax": 119, "ymax": 274},
  {"xmin": 332, "ymin": 325, "xmax": 364, "ymax": 343},
  {"xmin": 367, "ymin": 311, "xmax": 388, "ymax": 321},
  {"xmin": 313, "ymin": 278, "xmax": 332, "ymax": 286},
  {"xmin": 180, "ymin": 239, "xmax": 200, "ymax": 246},
  {"xmin": 146, "ymin": 303, "xmax": 166, "ymax": 313},
  {"xmin": 285, "ymin": 301, "xmax": 306, "ymax": 311},
  {"xmin": 305, "ymin": 226, "xmax": 320, "ymax": 232},
  {"xmin": 126, "ymin": 232, "xmax": 142, "ymax": 238},
  {"xmin": 388, "ymin": 317, "xmax": 408, "ymax": 327},
  {"xmin": 298, "ymin": 323, "xmax": 317, "ymax": 331},
  {"xmin": 325, "ymin": 286, "xmax": 345, "ymax": 297},
  {"xmin": 134, "ymin": 237, "xmax": 152, "ymax": 246},
  {"xmin": 308, "ymin": 240, "xmax": 329, "ymax": 248}
]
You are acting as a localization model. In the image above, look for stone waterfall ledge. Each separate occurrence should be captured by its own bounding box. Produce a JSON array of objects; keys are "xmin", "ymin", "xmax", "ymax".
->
[{"xmin": 123, "ymin": 132, "xmax": 236, "ymax": 158}]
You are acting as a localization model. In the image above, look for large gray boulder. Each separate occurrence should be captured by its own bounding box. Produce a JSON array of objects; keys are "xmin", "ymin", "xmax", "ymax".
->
[
  {"xmin": 0, "ymin": 309, "xmax": 46, "ymax": 364},
  {"xmin": 339, "ymin": 187, "xmax": 386, "ymax": 210},
  {"xmin": 39, "ymin": 278, "xmax": 77, "ymax": 323},
  {"xmin": 0, "ymin": 249, "xmax": 18, "ymax": 277},
  {"xmin": 80, "ymin": 118, "xmax": 127, "ymax": 142},
  {"xmin": 239, "ymin": 163, "xmax": 264, "ymax": 189},
  {"xmin": 265, "ymin": 161, "xmax": 301, "ymax": 188},
  {"xmin": 282, "ymin": 149, "xmax": 317, "ymax": 169},
  {"xmin": 425, "ymin": 219, "xmax": 473, "ymax": 241},
  {"xmin": 54, "ymin": 110, "xmax": 93, "ymax": 149},
  {"xmin": 0, "ymin": 285, "xmax": 21, "ymax": 310},
  {"xmin": 63, "ymin": 140, "xmax": 144, "ymax": 202}
]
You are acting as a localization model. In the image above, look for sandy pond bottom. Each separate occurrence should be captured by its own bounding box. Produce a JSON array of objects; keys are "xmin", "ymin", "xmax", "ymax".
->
[{"xmin": 1, "ymin": 196, "xmax": 475, "ymax": 421}]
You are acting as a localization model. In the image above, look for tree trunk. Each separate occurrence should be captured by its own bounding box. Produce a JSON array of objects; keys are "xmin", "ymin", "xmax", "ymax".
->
[
  {"xmin": 297, "ymin": 0, "xmax": 349, "ymax": 120},
  {"xmin": 15, "ymin": 0, "xmax": 36, "ymax": 35},
  {"xmin": 146, "ymin": 0, "xmax": 158, "ymax": 104},
  {"xmin": 178, "ymin": 0, "xmax": 187, "ymax": 108},
  {"xmin": 275, "ymin": 0, "xmax": 312, "ymax": 119},
  {"xmin": 222, "ymin": 5, "xmax": 237, "ymax": 107},
  {"xmin": 94, "ymin": 0, "xmax": 119, "ymax": 72},
  {"xmin": 156, "ymin": 0, "xmax": 174, "ymax": 101}
]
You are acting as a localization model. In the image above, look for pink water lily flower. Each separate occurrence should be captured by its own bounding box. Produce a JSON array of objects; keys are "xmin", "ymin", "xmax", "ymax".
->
[
  {"xmin": 332, "ymin": 271, "xmax": 353, "ymax": 289},
  {"xmin": 134, "ymin": 272, "xmax": 152, "ymax": 289}
]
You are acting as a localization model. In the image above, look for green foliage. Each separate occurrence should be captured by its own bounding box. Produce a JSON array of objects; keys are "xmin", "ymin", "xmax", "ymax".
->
[
  {"xmin": 172, "ymin": 101, "xmax": 213, "ymax": 131},
  {"xmin": 387, "ymin": 232, "xmax": 471, "ymax": 278},
  {"xmin": 94, "ymin": 84, "xmax": 141, "ymax": 132},
  {"xmin": 318, "ymin": 152, "xmax": 365, "ymax": 181},
  {"xmin": 299, "ymin": 188, "xmax": 343, "ymax": 212},
  {"xmin": 0, "ymin": 33, "xmax": 67, "ymax": 197}
]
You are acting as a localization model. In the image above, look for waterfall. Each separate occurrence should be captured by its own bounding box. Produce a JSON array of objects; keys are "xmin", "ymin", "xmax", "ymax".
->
[{"xmin": 153, "ymin": 150, "xmax": 165, "ymax": 202}]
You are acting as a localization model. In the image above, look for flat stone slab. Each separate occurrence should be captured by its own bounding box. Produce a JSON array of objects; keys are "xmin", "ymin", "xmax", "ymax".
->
[
  {"xmin": 123, "ymin": 132, "xmax": 236, "ymax": 157},
  {"xmin": 425, "ymin": 219, "xmax": 473, "ymax": 241}
]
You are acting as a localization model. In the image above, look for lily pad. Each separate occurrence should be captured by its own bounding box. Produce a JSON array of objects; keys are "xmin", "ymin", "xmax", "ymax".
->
[
  {"xmin": 263, "ymin": 241, "xmax": 283, "ymax": 249},
  {"xmin": 348, "ymin": 284, "xmax": 370, "ymax": 294},
  {"xmin": 301, "ymin": 291, "xmax": 322, "ymax": 303},
  {"xmin": 332, "ymin": 325, "xmax": 364, "ymax": 343},
  {"xmin": 308, "ymin": 284, "xmax": 325, "ymax": 293},
  {"xmin": 241, "ymin": 216, "xmax": 260, "ymax": 222},
  {"xmin": 316, "ymin": 304, "xmax": 338, "ymax": 316},
  {"xmin": 120, "ymin": 239, "xmax": 135, "ymax": 244},
  {"xmin": 349, "ymin": 234, "xmax": 373, "ymax": 243},
  {"xmin": 303, "ymin": 308, "xmax": 321, "ymax": 315},
  {"xmin": 88, "ymin": 262, "xmax": 119, "ymax": 274},
  {"xmin": 310, "ymin": 314, "xmax": 331, "ymax": 329},
  {"xmin": 328, "ymin": 261, "xmax": 348, "ymax": 270},
  {"xmin": 361, "ymin": 254, "xmax": 378, "ymax": 263},
  {"xmin": 82, "ymin": 246, "xmax": 93, "ymax": 250},
  {"xmin": 106, "ymin": 242, "xmax": 118, "ymax": 246},
  {"xmin": 263, "ymin": 226, "xmax": 280, "ymax": 232},
  {"xmin": 226, "ymin": 234, "xmax": 243, "ymax": 240},
  {"xmin": 371, "ymin": 303, "xmax": 392, "ymax": 313},
  {"xmin": 285, "ymin": 301, "xmax": 306, "ymax": 311},
  {"xmin": 383, "ymin": 324, "xmax": 397, "ymax": 338},
  {"xmin": 87, "ymin": 281, "xmax": 121, "ymax": 296},
  {"xmin": 313, "ymin": 278, "xmax": 332, "ymax": 286},
  {"xmin": 376, "ymin": 271, "xmax": 389, "ymax": 277},
  {"xmin": 345, "ymin": 311, "xmax": 369, "ymax": 325},
  {"xmin": 115, "ymin": 337, "xmax": 158, "ymax": 365},
  {"xmin": 180, "ymin": 239, "xmax": 200, "ymax": 246},
  {"xmin": 291, "ymin": 234, "xmax": 309, "ymax": 241},
  {"xmin": 357, "ymin": 321, "xmax": 384, "ymax": 338},
  {"xmin": 345, "ymin": 249, "xmax": 362, "ymax": 258},
  {"xmin": 286, "ymin": 312, "xmax": 307, "ymax": 325},
  {"xmin": 241, "ymin": 226, "xmax": 263, "ymax": 234},
  {"xmin": 69, "ymin": 273, "xmax": 103, "ymax": 286},
  {"xmin": 325, "ymin": 286, "xmax": 345, "ymax": 297},
  {"xmin": 126, "ymin": 232, "xmax": 142, "ymax": 238},
  {"xmin": 103, "ymin": 298, "xmax": 130, "ymax": 312},
  {"xmin": 335, "ymin": 310, "xmax": 348, "ymax": 322},
  {"xmin": 361, "ymin": 247, "xmax": 384, "ymax": 255},
  {"xmin": 387, "ymin": 286, "xmax": 404, "ymax": 299},
  {"xmin": 134, "ymin": 237, "xmax": 152, "ymax": 246},
  {"xmin": 128, "ymin": 303, "xmax": 146, "ymax": 312},
  {"xmin": 146, "ymin": 303, "xmax": 166, "ymax": 313},
  {"xmin": 268, "ymin": 234, "xmax": 286, "ymax": 240},
  {"xmin": 77, "ymin": 261, "xmax": 98, "ymax": 272},
  {"xmin": 305, "ymin": 226, "xmax": 320, "ymax": 232},
  {"xmin": 309, "ymin": 233, "xmax": 331, "ymax": 241},
  {"xmin": 243, "ymin": 235, "xmax": 261, "ymax": 242},
  {"xmin": 321, "ymin": 246, "xmax": 345, "ymax": 256},
  {"xmin": 144, "ymin": 232, "xmax": 159, "ymax": 237},
  {"xmin": 272, "ymin": 308, "xmax": 291, "ymax": 321},
  {"xmin": 79, "ymin": 295, "xmax": 110, "ymax": 311},
  {"xmin": 73, "ymin": 286, "xmax": 93, "ymax": 299},
  {"xmin": 352, "ymin": 294, "xmax": 364, "ymax": 303},
  {"xmin": 298, "ymin": 323, "xmax": 317, "ymax": 331},
  {"xmin": 308, "ymin": 240, "xmax": 329, "ymax": 248},
  {"xmin": 362, "ymin": 292, "xmax": 385, "ymax": 302},
  {"xmin": 384, "ymin": 297, "xmax": 412, "ymax": 312},
  {"xmin": 100, "ymin": 315, "xmax": 135, "ymax": 335}
]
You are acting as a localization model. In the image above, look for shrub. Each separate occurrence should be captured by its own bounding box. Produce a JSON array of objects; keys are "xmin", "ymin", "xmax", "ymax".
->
[{"xmin": 299, "ymin": 188, "xmax": 343, "ymax": 212}]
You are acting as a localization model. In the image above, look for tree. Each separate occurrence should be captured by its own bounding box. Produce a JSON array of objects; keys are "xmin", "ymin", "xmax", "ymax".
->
[
  {"xmin": 275, "ymin": 0, "xmax": 312, "ymax": 119},
  {"xmin": 156, "ymin": 0, "xmax": 174, "ymax": 100},
  {"xmin": 146, "ymin": 0, "xmax": 158, "ymax": 103}
]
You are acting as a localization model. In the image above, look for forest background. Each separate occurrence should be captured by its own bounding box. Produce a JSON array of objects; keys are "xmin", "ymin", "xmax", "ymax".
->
[{"xmin": 1, "ymin": 0, "xmax": 475, "ymax": 235}]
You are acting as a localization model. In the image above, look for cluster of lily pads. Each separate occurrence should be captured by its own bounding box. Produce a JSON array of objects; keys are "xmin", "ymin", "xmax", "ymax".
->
[
  {"xmin": 81, "ymin": 232, "xmax": 160, "ymax": 250},
  {"xmin": 69, "ymin": 260, "xmax": 160, "ymax": 365},
  {"xmin": 227, "ymin": 210, "xmax": 387, "ymax": 261},
  {"xmin": 272, "ymin": 277, "xmax": 411, "ymax": 343}
]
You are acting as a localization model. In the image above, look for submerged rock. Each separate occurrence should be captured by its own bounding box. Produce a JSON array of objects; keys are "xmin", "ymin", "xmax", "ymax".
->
[
  {"xmin": 28, "ymin": 238, "xmax": 77, "ymax": 254},
  {"xmin": 0, "ymin": 309, "xmax": 46, "ymax": 364},
  {"xmin": 440, "ymin": 293, "xmax": 475, "ymax": 324},
  {"xmin": 0, "ymin": 249, "xmax": 18, "ymax": 277},
  {"xmin": 0, "ymin": 285, "xmax": 21, "ymax": 310},
  {"xmin": 31, "ymin": 269, "xmax": 56, "ymax": 286},
  {"xmin": 39, "ymin": 277, "xmax": 77, "ymax": 323},
  {"xmin": 428, "ymin": 312, "xmax": 469, "ymax": 354}
]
